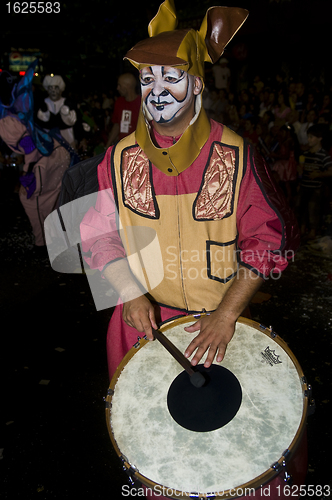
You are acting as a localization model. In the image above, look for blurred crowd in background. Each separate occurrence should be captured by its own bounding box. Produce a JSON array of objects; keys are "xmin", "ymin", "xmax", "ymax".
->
[{"xmin": 1, "ymin": 57, "xmax": 332, "ymax": 248}]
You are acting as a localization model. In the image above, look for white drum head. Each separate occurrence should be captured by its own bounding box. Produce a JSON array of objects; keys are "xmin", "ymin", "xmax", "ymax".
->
[{"xmin": 107, "ymin": 317, "xmax": 307, "ymax": 498}]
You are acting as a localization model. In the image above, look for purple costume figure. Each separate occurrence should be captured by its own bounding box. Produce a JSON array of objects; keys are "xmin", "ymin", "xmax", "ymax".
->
[{"xmin": 0, "ymin": 63, "xmax": 70, "ymax": 248}]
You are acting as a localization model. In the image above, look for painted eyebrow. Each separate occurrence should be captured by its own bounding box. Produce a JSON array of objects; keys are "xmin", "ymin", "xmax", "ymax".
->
[
  {"xmin": 161, "ymin": 67, "xmax": 185, "ymax": 79},
  {"xmin": 140, "ymin": 68, "xmax": 155, "ymax": 85},
  {"xmin": 140, "ymin": 67, "xmax": 154, "ymax": 77}
]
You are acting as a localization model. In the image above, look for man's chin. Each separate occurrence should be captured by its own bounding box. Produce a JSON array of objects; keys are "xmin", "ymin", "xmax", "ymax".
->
[
  {"xmin": 155, "ymin": 116, "xmax": 171, "ymax": 124},
  {"xmin": 152, "ymin": 109, "xmax": 179, "ymax": 124}
]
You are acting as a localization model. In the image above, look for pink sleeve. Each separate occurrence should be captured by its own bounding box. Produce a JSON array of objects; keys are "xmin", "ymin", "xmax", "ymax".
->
[
  {"xmin": 237, "ymin": 146, "xmax": 300, "ymax": 278},
  {"xmin": 0, "ymin": 115, "xmax": 27, "ymax": 154},
  {"xmin": 80, "ymin": 147, "xmax": 126, "ymax": 272}
]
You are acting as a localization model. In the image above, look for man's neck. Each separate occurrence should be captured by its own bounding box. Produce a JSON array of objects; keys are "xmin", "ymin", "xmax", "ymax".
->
[
  {"xmin": 151, "ymin": 112, "xmax": 196, "ymax": 138},
  {"xmin": 125, "ymin": 91, "xmax": 138, "ymax": 103},
  {"xmin": 152, "ymin": 122, "xmax": 184, "ymax": 138}
]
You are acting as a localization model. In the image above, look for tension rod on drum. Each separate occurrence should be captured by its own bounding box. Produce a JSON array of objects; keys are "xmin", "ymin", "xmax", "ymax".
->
[{"xmin": 152, "ymin": 328, "xmax": 206, "ymax": 388}]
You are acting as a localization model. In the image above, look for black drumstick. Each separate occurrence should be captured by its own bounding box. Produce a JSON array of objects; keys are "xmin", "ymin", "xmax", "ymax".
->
[{"xmin": 152, "ymin": 328, "xmax": 206, "ymax": 388}]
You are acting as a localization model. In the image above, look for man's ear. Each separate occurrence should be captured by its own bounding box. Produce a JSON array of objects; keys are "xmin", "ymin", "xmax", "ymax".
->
[{"xmin": 193, "ymin": 77, "xmax": 203, "ymax": 95}]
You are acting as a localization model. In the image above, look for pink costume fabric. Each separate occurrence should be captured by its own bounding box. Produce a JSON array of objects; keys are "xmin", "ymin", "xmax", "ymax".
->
[
  {"xmin": 80, "ymin": 118, "xmax": 302, "ymax": 499},
  {"xmin": 0, "ymin": 115, "xmax": 70, "ymax": 246}
]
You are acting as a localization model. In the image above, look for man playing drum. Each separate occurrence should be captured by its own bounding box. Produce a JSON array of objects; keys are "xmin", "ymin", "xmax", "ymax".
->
[
  {"xmin": 80, "ymin": 4, "xmax": 303, "ymax": 496},
  {"xmin": 80, "ymin": 1, "xmax": 304, "ymax": 497},
  {"xmin": 81, "ymin": 0, "xmax": 299, "ymax": 379}
]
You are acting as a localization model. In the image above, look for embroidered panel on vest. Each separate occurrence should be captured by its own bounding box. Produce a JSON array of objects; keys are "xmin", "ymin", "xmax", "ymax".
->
[
  {"xmin": 121, "ymin": 145, "xmax": 159, "ymax": 219},
  {"xmin": 194, "ymin": 142, "xmax": 238, "ymax": 221}
]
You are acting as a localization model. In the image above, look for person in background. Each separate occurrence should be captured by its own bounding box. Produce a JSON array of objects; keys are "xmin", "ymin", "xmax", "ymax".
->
[
  {"xmin": 0, "ymin": 65, "xmax": 70, "ymax": 255},
  {"xmin": 105, "ymin": 72, "xmax": 141, "ymax": 147},
  {"xmin": 273, "ymin": 90, "xmax": 291, "ymax": 128},
  {"xmin": 242, "ymin": 116, "xmax": 259, "ymax": 146},
  {"xmin": 212, "ymin": 57, "xmax": 231, "ymax": 92},
  {"xmin": 36, "ymin": 75, "xmax": 80, "ymax": 148},
  {"xmin": 298, "ymin": 124, "xmax": 332, "ymax": 240},
  {"xmin": 271, "ymin": 124, "xmax": 299, "ymax": 205},
  {"xmin": 286, "ymin": 109, "xmax": 301, "ymax": 137},
  {"xmin": 318, "ymin": 93, "xmax": 331, "ymax": 122},
  {"xmin": 297, "ymin": 109, "xmax": 317, "ymax": 150},
  {"xmin": 205, "ymin": 87, "xmax": 226, "ymax": 122},
  {"xmin": 294, "ymin": 81, "xmax": 306, "ymax": 115}
]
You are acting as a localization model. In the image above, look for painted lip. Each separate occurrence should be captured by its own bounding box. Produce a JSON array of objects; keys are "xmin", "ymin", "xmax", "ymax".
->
[{"xmin": 150, "ymin": 100, "xmax": 173, "ymax": 110}]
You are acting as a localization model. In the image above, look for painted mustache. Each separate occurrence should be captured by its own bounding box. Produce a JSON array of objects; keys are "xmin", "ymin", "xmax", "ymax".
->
[
  {"xmin": 149, "ymin": 95, "xmax": 173, "ymax": 111},
  {"xmin": 150, "ymin": 100, "xmax": 171, "ymax": 110}
]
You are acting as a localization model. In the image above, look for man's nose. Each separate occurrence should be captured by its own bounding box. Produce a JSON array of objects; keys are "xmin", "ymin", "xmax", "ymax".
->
[{"xmin": 151, "ymin": 81, "xmax": 169, "ymax": 97}]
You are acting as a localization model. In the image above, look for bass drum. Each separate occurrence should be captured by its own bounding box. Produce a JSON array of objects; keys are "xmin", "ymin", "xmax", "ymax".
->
[{"xmin": 106, "ymin": 316, "xmax": 309, "ymax": 499}]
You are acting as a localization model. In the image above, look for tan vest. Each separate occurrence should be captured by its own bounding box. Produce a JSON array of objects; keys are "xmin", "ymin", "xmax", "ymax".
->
[{"xmin": 111, "ymin": 126, "xmax": 244, "ymax": 313}]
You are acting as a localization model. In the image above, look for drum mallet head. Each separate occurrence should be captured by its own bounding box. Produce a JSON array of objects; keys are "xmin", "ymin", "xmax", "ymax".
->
[{"xmin": 189, "ymin": 370, "xmax": 206, "ymax": 388}]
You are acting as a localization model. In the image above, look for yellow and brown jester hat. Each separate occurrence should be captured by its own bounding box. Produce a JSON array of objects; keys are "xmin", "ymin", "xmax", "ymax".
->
[{"xmin": 125, "ymin": 0, "xmax": 249, "ymax": 175}]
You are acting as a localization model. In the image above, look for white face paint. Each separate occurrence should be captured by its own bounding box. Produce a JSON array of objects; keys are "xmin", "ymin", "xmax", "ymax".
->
[
  {"xmin": 47, "ymin": 85, "xmax": 62, "ymax": 102},
  {"xmin": 140, "ymin": 66, "xmax": 197, "ymax": 125}
]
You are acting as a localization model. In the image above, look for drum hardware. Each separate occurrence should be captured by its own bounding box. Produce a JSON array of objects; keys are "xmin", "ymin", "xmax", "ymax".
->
[
  {"xmin": 104, "ymin": 388, "xmax": 114, "ymax": 409},
  {"xmin": 259, "ymin": 323, "xmax": 277, "ymax": 338},
  {"xmin": 305, "ymin": 384, "xmax": 316, "ymax": 416},
  {"xmin": 271, "ymin": 450, "xmax": 293, "ymax": 484},
  {"xmin": 283, "ymin": 470, "xmax": 293, "ymax": 484},
  {"xmin": 271, "ymin": 449, "xmax": 290, "ymax": 472},
  {"xmin": 301, "ymin": 378, "xmax": 315, "ymax": 415},
  {"xmin": 193, "ymin": 308, "xmax": 211, "ymax": 319},
  {"xmin": 269, "ymin": 326, "xmax": 277, "ymax": 338},
  {"xmin": 307, "ymin": 383, "xmax": 313, "ymax": 397},
  {"xmin": 301, "ymin": 378, "xmax": 314, "ymax": 411},
  {"xmin": 303, "ymin": 384, "xmax": 311, "ymax": 399},
  {"xmin": 120, "ymin": 455, "xmax": 140, "ymax": 487},
  {"xmin": 134, "ymin": 336, "xmax": 142, "ymax": 349}
]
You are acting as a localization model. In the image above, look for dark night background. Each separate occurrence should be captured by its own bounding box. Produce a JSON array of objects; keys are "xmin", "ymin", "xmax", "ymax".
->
[
  {"xmin": 2, "ymin": 0, "xmax": 332, "ymax": 89},
  {"xmin": 1, "ymin": 1, "xmax": 332, "ymax": 499}
]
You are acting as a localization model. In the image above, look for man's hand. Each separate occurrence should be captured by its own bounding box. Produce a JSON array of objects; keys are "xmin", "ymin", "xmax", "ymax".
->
[
  {"xmin": 184, "ymin": 266, "xmax": 264, "ymax": 368},
  {"xmin": 184, "ymin": 311, "xmax": 236, "ymax": 368},
  {"xmin": 122, "ymin": 295, "xmax": 158, "ymax": 341},
  {"xmin": 103, "ymin": 258, "xmax": 157, "ymax": 339}
]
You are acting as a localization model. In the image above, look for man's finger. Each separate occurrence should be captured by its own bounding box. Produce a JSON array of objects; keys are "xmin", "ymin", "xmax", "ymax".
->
[
  {"xmin": 184, "ymin": 319, "xmax": 201, "ymax": 333},
  {"xmin": 139, "ymin": 314, "xmax": 153, "ymax": 340},
  {"xmin": 184, "ymin": 334, "xmax": 204, "ymax": 359},
  {"xmin": 201, "ymin": 343, "xmax": 218, "ymax": 368},
  {"xmin": 148, "ymin": 308, "xmax": 158, "ymax": 331},
  {"xmin": 216, "ymin": 344, "xmax": 226, "ymax": 363}
]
